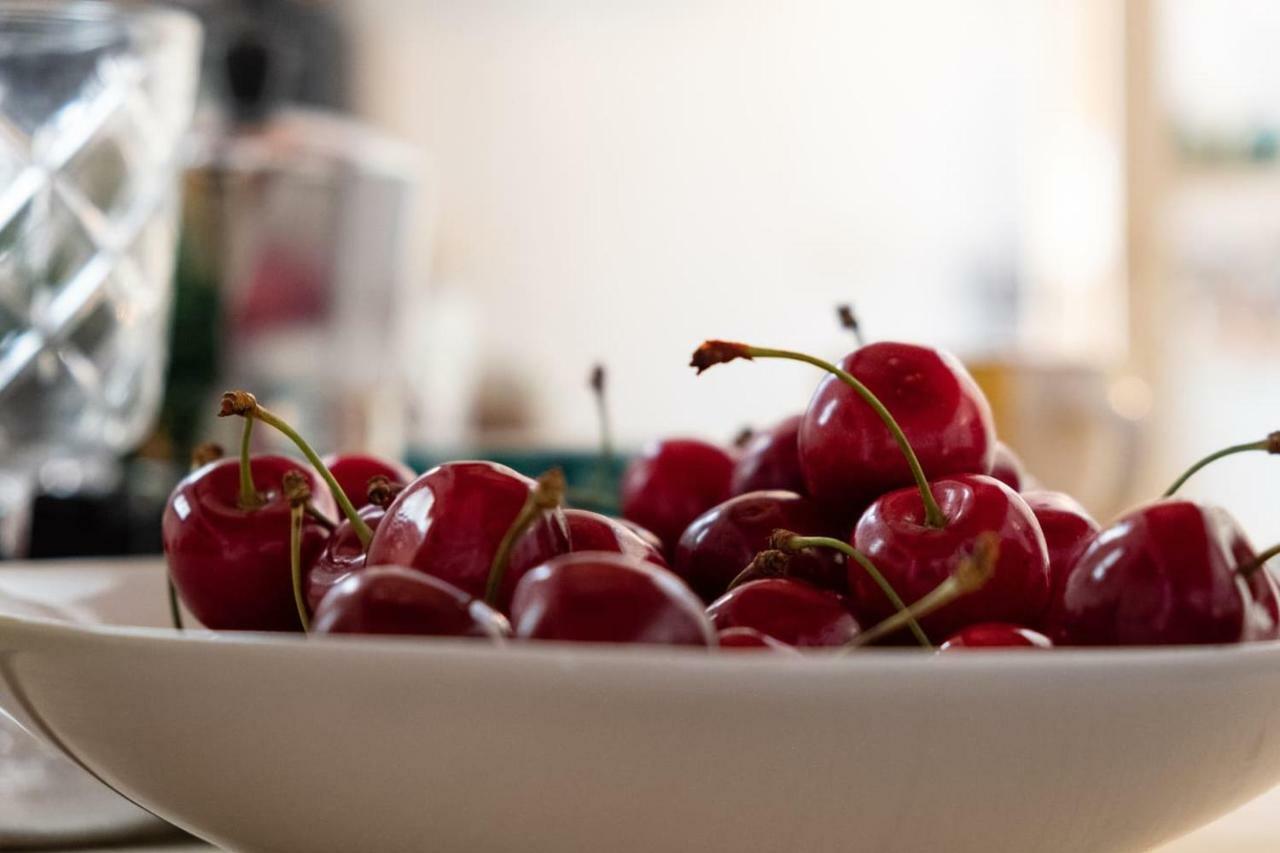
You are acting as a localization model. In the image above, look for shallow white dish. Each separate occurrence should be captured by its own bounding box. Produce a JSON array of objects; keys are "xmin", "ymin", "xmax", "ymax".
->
[{"xmin": 3, "ymin": 561, "xmax": 1280, "ymax": 853}]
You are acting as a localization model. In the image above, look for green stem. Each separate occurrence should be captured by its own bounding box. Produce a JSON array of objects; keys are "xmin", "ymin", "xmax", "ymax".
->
[
  {"xmin": 484, "ymin": 469, "xmax": 566, "ymax": 607},
  {"xmin": 844, "ymin": 534, "xmax": 997, "ymax": 650},
  {"xmin": 781, "ymin": 534, "xmax": 931, "ymax": 648},
  {"xmin": 289, "ymin": 502, "xmax": 310, "ymax": 632},
  {"xmin": 743, "ymin": 346, "xmax": 945, "ymax": 527},
  {"xmin": 1163, "ymin": 436, "xmax": 1277, "ymax": 497},
  {"xmin": 237, "ymin": 415, "xmax": 262, "ymax": 510},
  {"xmin": 1241, "ymin": 543, "xmax": 1280, "ymax": 578},
  {"xmin": 167, "ymin": 576, "xmax": 184, "ymax": 631},
  {"xmin": 251, "ymin": 405, "xmax": 373, "ymax": 547}
]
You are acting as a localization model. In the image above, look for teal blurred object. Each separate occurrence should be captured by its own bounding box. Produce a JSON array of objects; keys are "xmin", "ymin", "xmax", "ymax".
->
[{"xmin": 406, "ymin": 449, "xmax": 629, "ymax": 516}]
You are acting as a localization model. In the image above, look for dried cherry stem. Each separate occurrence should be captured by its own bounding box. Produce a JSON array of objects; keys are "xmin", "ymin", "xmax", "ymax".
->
[
  {"xmin": 836, "ymin": 303, "xmax": 864, "ymax": 347},
  {"xmin": 1239, "ymin": 543, "xmax": 1280, "ymax": 578},
  {"xmin": 484, "ymin": 469, "xmax": 566, "ymax": 607},
  {"xmin": 236, "ymin": 415, "xmax": 263, "ymax": 510},
  {"xmin": 191, "ymin": 441, "xmax": 224, "ymax": 469},
  {"xmin": 283, "ymin": 470, "xmax": 312, "ymax": 632},
  {"xmin": 691, "ymin": 340, "xmax": 945, "ymax": 527},
  {"xmin": 772, "ymin": 530, "xmax": 930, "ymax": 648},
  {"xmin": 844, "ymin": 534, "xmax": 999, "ymax": 650},
  {"xmin": 726, "ymin": 548, "xmax": 792, "ymax": 591},
  {"xmin": 733, "ymin": 426, "xmax": 755, "ymax": 449},
  {"xmin": 1162, "ymin": 432, "xmax": 1280, "ymax": 497},
  {"xmin": 366, "ymin": 475, "xmax": 404, "ymax": 509},
  {"xmin": 219, "ymin": 391, "xmax": 372, "ymax": 547},
  {"xmin": 590, "ymin": 364, "xmax": 614, "ymax": 481}
]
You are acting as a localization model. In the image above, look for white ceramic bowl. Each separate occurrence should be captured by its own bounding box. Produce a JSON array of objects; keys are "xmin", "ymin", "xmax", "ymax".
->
[{"xmin": 3, "ymin": 562, "xmax": 1280, "ymax": 853}]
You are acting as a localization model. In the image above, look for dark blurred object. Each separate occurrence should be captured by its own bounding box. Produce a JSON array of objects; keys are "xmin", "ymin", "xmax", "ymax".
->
[{"xmin": 26, "ymin": 459, "xmax": 175, "ymax": 559}]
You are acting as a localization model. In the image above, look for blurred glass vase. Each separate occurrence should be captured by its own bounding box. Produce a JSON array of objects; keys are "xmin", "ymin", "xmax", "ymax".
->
[{"xmin": 0, "ymin": 2, "xmax": 200, "ymax": 557}]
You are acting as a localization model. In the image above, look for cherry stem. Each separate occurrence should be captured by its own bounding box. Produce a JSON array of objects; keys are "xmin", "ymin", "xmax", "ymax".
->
[
  {"xmin": 726, "ymin": 549, "xmax": 791, "ymax": 590},
  {"xmin": 167, "ymin": 578, "xmax": 184, "ymax": 631},
  {"xmin": 236, "ymin": 415, "xmax": 263, "ymax": 510},
  {"xmin": 1162, "ymin": 432, "xmax": 1280, "ymax": 498},
  {"xmin": 191, "ymin": 441, "xmax": 223, "ymax": 469},
  {"xmin": 305, "ymin": 506, "xmax": 336, "ymax": 532},
  {"xmin": 691, "ymin": 342, "xmax": 946, "ymax": 528},
  {"xmin": 283, "ymin": 470, "xmax": 312, "ymax": 632},
  {"xmin": 836, "ymin": 303, "xmax": 864, "ymax": 346},
  {"xmin": 774, "ymin": 532, "xmax": 931, "ymax": 648},
  {"xmin": 844, "ymin": 533, "xmax": 998, "ymax": 650},
  {"xmin": 1240, "ymin": 542, "xmax": 1280, "ymax": 578},
  {"xmin": 590, "ymin": 364, "xmax": 614, "ymax": 491},
  {"xmin": 484, "ymin": 469, "xmax": 566, "ymax": 607},
  {"xmin": 219, "ymin": 391, "xmax": 372, "ymax": 547}
]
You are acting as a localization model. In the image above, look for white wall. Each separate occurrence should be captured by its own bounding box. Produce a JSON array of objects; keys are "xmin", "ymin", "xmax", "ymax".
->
[{"xmin": 340, "ymin": 1, "xmax": 1119, "ymax": 449}]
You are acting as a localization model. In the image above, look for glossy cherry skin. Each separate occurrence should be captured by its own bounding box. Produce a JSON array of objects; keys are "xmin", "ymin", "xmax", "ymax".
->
[
  {"xmin": 1020, "ymin": 490, "xmax": 1099, "ymax": 605},
  {"xmin": 312, "ymin": 566, "xmax": 509, "ymax": 640},
  {"xmin": 799, "ymin": 342, "xmax": 995, "ymax": 508},
  {"xmin": 303, "ymin": 504, "xmax": 386, "ymax": 613},
  {"xmin": 717, "ymin": 626, "xmax": 801, "ymax": 653},
  {"xmin": 852, "ymin": 474, "xmax": 1049, "ymax": 639},
  {"xmin": 620, "ymin": 438, "xmax": 734, "ymax": 555},
  {"xmin": 162, "ymin": 456, "xmax": 335, "ymax": 632},
  {"xmin": 730, "ymin": 415, "xmax": 805, "ymax": 496},
  {"xmin": 1048, "ymin": 499, "xmax": 1274, "ymax": 645},
  {"xmin": 989, "ymin": 442, "xmax": 1025, "ymax": 492},
  {"xmin": 365, "ymin": 461, "xmax": 570, "ymax": 608},
  {"xmin": 938, "ymin": 622, "xmax": 1052, "ymax": 650},
  {"xmin": 674, "ymin": 490, "xmax": 848, "ymax": 601},
  {"xmin": 565, "ymin": 509, "xmax": 668, "ymax": 568},
  {"xmin": 706, "ymin": 578, "xmax": 859, "ymax": 647},
  {"xmin": 510, "ymin": 552, "xmax": 715, "ymax": 645},
  {"xmin": 322, "ymin": 453, "xmax": 415, "ymax": 509}
]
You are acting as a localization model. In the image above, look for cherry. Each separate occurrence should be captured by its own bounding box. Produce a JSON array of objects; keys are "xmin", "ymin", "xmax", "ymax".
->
[
  {"xmin": 1047, "ymin": 499, "xmax": 1276, "ymax": 645},
  {"xmin": 616, "ymin": 518, "xmax": 666, "ymax": 553},
  {"xmin": 304, "ymin": 503, "xmax": 386, "ymax": 614},
  {"xmin": 312, "ymin": 566, "xmax": 510, "ymax": 640},
  {"xmin": 729, "ymin": 415, "xmax": 805, "ymax": 496},
  {"xmin": 852, "ymin": 475, "xmax": 1049, "ymax": 638},
  {"xmin": 673, "ymin": 490, "xmax": 847, "ymax": 601},
  {"xmin": 322, "ymin": 453, "xmax": 414, "ymax": 509},
  {"xmin": 717, "ymin": 626, "xmax": 800, "ymax": 653},
  {"xmin": 365, "ymin": 461, "xmax": 569, "ymax": 608},
  {"xmin": 565, "ymin": 508, "xmax": 668, "ymax": 567},
  {"xmin": 989, "ymin": 442, "xmax": 1026, "ymax": 492},
  {"xmin": 693, "ymin": 342, "xmax": 1041, "ymax": 640},
  {"xmin": 163, "ymin": 455, "xmax": 334, "ymax": 631},
  {"xmin": 691, "ymin": 340, "xmax": 994, "ymax": 510},
  {"xmin": 620, "ymin": 438, "xmax": 734, "ymax": 554},
  {"xmin": 510, "ymin": 552, "xmax": 715, "ymax": 645},
  {"xmin": 938, "ymin": 622, "xmax": 1052, "ymax": 650},
  {"xmin": 706, "ymin": 578, "xmax": 859, "ymax": 647},
  {"xmin": 1020, "ymin": 490, "xmax": 1099, "ymax": 605}
]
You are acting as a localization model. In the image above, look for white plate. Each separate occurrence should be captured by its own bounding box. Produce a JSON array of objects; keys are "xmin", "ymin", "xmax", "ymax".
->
[{"xmin": 3, "ymin": 560, "xmax": 1280, "ymax": 853}]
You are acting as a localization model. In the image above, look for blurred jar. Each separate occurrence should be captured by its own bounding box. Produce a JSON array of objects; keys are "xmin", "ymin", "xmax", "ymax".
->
[{"xmin": 176, "ymin": 14, "xmax": 424, "ymax": 461}]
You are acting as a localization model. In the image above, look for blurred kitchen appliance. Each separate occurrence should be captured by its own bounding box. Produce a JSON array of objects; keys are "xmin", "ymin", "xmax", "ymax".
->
[{"xmin": 178, "ymin": 21, "xmax": 422, "ymax": 462}]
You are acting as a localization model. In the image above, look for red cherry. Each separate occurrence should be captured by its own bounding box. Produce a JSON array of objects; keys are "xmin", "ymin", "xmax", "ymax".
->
[
  {"xmin": 322, "ymin": 453, "xmax": 414, "ymax": 509},
  {"xmin": 312, "ymin": 566, "xmax": 509, "ymax": 639},
  {"xmin": 674, "ymin": 490, "xmax": 848, "ymax": 601},
  {"xmin": 1020, "ymin": 490, "xmax": 1099, "ymax": 605},
  {"xmin": 565, "ymin": 508, "xmax": 667, "ymax": 567},
  {"xmin": 851, "ymin": 474, "xmax": 1049, "ymax": 639},
  {"xmin": 706, "ymin": 577, "xmax": 859, "ymax": 647},
  {"xmin": 163, "ymin": 456, "xmax": 335, "ymax": 631},
  {"xmin": 365, "ymin": 461, "xmax": 569, "ymax": 608},
  {"xmin": 304, "ymin": 504, "xmax": 386, "ymax": 613},
  {"xmin": 716, "ymin": 626, "xmax": 800, "ymax": 653},
  {"xmin": 1048, "ymin": 499, "xmax": 1273, "ymax": 645},
  {"xmin": 989, "ymin": 442, "xmax": 1025, "ymax": 492},
  {"xmin": 938, "ymin": 622, "xmax": 1052, "ymax": 650},
  {"xmin": 620, "ymin": 438, "xmax": 734, "ymax": 553},
  {"xmin": 510, "ymin": 552, "xmax": 715, "ymax": 645},
  {"xmin": 615, "ymin": 518, "xmax": 666, "ymax": 554},
  {"xmin": 799, "ymin": 342, "xmax": 995, "ymax": 507},
  {"xmin": 730, "ymin": 415, "xmax": 805, "ymax": 496}
]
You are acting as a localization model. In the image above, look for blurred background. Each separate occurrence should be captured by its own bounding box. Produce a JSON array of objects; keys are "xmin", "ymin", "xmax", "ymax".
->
[{"xmin": 8, "ymin": 0, "xmax": 1280, "ymax": 556}]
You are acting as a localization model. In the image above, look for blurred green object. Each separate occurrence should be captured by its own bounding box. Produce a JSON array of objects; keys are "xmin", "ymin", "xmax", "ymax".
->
[{"xmin": 407, "ymin": 449, "xmax": 628, "ymax": 516}]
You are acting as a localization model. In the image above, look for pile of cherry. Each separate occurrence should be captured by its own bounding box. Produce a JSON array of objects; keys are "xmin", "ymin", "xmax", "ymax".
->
[{"xmin": 162, "ymin": 332, "xmax": 1280, "ymax": 652}]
